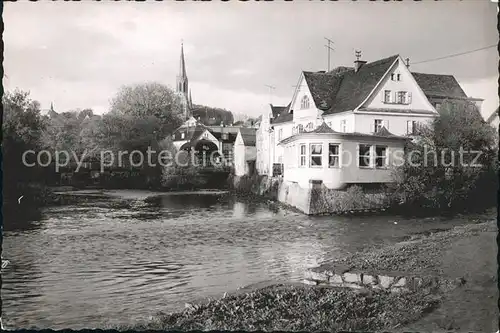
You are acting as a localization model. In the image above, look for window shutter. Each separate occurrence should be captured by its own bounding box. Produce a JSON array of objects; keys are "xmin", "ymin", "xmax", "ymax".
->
[
  {"xmin": 370, "ymin": 122, "xmax": 375, "ymax": 133},
  {"xmin": 407, "ymin": 120, "xmax": 413, "ymax": 135},
  {"xmin": 407, "ymin": 92, "xmax": 412, "ymax": 104},
  {"xmin": 381, "ymin": 91, "xmax": 385, "ymax": 102},
  {"xmin": 393, "ymin": 91, "xmax": 398, "ymax": 103}
]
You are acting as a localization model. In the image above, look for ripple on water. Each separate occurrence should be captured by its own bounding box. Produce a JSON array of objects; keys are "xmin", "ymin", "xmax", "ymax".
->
[{"xmin": 3, "ymin": 191, "xmax": 490, "ymax": 330}]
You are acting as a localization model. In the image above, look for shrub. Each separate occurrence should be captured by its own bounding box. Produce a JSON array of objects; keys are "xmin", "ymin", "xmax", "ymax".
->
[{"xmin": 391, "ymin": 99, "xmax": 498, "ymax": 213}]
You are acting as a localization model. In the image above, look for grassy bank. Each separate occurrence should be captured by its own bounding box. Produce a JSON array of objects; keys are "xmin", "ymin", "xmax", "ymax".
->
[
  {"xmin": 123, "ymin": 213, "xmax": 496, "ymax": 332},
  {"xmin": 122, "ymin": 284, "xmax": 440, "ymax": 331}
]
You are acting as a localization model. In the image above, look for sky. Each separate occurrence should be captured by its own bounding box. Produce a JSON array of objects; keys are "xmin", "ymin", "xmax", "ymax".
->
[{"xmin": 3, "ymin": 1, "xmax": 498, "ymax": 120}]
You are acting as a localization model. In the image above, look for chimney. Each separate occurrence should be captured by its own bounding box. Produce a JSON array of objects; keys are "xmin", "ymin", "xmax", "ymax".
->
[
  {"xmin": 405, "ymin": 58, "xmax": 410, "ymax": 68},
  {"xmin": 354, "ymin": 60, "xmax": 367, "ymax": 73},
  {"xmin": 354, "ymin": 50, "xmax": 367, "ymax": 73}
]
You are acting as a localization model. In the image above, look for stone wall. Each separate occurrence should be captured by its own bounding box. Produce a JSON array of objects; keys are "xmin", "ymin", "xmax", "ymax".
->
[
  {"xmin": 229, "ymin": 175, "xmax": 391, "ymax": 216},
  {"xmin": 304, "ymin": 263, "xmax": 466, "ymax": 294}
]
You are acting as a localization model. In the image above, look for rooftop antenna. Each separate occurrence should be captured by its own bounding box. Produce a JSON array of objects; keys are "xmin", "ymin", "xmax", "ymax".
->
[
  {"xmin": 324, "ymin": 37, "xmax": 335, "ymax": 72},
  {"xmin": 264, "ymin": 84, "xmax": 276, "ymax": 104}
]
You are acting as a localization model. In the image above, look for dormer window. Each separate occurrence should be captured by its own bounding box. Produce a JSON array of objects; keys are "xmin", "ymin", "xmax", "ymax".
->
[
  {"xmin": 300, "ymin": 96, "xmax": 310, "ymax": 109},
  {"xmin": 306, "ymin": 122, "xmax": 313, "ymax": 131}
]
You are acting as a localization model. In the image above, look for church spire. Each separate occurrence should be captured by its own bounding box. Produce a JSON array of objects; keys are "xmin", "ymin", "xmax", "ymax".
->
[
  {"xmin": 176, "ymin": 41, "xmax": 190, "ymax": 120},
  {"xmin": 179, "ymin": 41, "xmax": 187, "ymax": 80}
]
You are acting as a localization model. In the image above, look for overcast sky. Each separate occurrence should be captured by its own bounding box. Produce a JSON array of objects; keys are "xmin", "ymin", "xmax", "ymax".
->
[{"xmin": 3, "ymin": 1, "xmax": 498, "ymax": 119}]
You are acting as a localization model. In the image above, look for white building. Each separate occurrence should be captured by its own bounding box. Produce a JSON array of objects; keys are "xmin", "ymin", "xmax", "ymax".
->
[
  {"xmin": 256, "ymin": 54, "xmax": 482, "ymax": 189},
  {"xmin": 233, "ymin": 128, "xmax": 257, "ymax": 176}
]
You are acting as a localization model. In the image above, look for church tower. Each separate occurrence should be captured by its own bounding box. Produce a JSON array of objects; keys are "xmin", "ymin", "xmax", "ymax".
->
[{"xmin": 176, "ymin": 42, "xmax": 192, "ymax": 120}]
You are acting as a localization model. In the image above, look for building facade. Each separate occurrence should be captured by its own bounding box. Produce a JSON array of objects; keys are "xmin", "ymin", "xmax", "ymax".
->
[{"xmin": 257, "ymin": 54, "xmax": 482, "ymax": 188}]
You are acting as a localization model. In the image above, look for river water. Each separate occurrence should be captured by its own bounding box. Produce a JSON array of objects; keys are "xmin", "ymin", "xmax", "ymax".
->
[{"xmin": 1, "ymin": 190, "xmax": 487, "ymax": 329}]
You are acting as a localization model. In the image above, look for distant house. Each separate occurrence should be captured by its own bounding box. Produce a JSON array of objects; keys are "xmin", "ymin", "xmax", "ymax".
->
[
  {"xmin": 257, "ymin": 53, "xmax": 482, "ymax": 189},
  {"xmin": 171, "ymin": 117, "xmax": 242, "ymax": 166},
  {"xmin": 233, "ymin": 128, "xmax": 257, "ymax": 176}
]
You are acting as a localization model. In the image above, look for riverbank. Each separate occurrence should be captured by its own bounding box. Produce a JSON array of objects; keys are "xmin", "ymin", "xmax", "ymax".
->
[{"xmin": 124, "ymin": 214, "xmax": 497, "ymax": 332}]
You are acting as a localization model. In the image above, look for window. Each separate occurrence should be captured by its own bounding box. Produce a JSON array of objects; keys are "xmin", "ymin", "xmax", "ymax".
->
[
  {"xmin": 300, "ymin": 96, "xmax": 310, "ymax": 109},
  {"xmin": 298, "ymin": 124, "xmax": 304, "ymax": 133},
  {"xmin": 435, "ymin": 102, "xmax": 442, "ymax": 110},
  {"xmin": 328, "ymin": 144, "xmax": 340, "ymax": 168},
  {"xmin": 222, "ymin": 133, "xmax": 228, "ymax": 140},
  {"xmin": 299, "ymin": 144, "xmax": 306, "ymax": 167},
  {"xmin": 181, "ymin": 132, "xmax": 185, "ymax": 139},
  {"xmin": 374, "ymin": 119, "xmax": 383, "ymax": 133},
  {"xmin": 310, "ymin": 144, "xmax": 322, "ymax": 167},
  {"xmin": 397, "ymin": 91, "xmax": 407, "ymax": 104},
  {"xmin": 391, "ymin": 73, "xmax": 395, "ymax": 81},
  {"xmin": 406, "ymin": 120, "xmax": 419, "ymax": 135},
  {"xmin": 397, "ymin": 74, "xmax": 401, "ymax": 81},
  {"xmin": 391, "ymin": 73, "xmax": 401, "ymax": 81},
  {"xmin": 340, "ymin": 119, "xmax": 347, "ymax": 132},
  {"xmin": 358, "ymin": 144, "xmax": 372, "ymax": 168},
  {"xmin": 375, "ymin": 146, "xmax": 387, "ymax": 168},
  {"xmin": 384, "ymin": 90, "xmax": 391, "ymax": 103},
  {"xmin": 278, "ymin": 128, "xmax": 283, "ymax": 141}
]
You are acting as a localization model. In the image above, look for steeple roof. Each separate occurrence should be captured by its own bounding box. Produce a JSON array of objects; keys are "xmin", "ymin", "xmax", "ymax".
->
[{"xmin": 179, "ymin": 43, "xmax": 187, "ymax": 78}]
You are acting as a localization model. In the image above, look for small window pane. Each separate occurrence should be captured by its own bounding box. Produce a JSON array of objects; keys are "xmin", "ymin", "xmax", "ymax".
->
[
  {"xmin": 359, "ymin": 145, "xmax": 371, "ymax": 167},
  {"xmin": 375, "ymin": 146, "xmax": 387, "ymax": 168}
]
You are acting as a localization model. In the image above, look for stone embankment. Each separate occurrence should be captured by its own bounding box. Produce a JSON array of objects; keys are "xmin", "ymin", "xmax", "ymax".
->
[
  {"xmin": 304, "ymin": 263, "xmax": 465, "ymax": 294},
  {"xmin": 229, "ymin": 174, "xmax": 390, "ymax": 215}
]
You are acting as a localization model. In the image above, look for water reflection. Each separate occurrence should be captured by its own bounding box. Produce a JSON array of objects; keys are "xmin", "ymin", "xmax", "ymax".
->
[{"xmin": 2, "ymin": 191, "xmax": 492, "ymax": 330}]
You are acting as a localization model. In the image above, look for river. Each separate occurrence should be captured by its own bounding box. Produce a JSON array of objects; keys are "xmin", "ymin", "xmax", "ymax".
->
[{"xmin": 1, "ymin": 190, "xmax": 489, "ymax": 329}]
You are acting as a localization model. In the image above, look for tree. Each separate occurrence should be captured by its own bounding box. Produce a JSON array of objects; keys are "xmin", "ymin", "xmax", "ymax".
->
[
  {"xmin": 110, "ymin": 82, "xmax": 184, "ymax": 136},
  {"xmin": 391, "ymin": 99, "xmax": 497, "ymax": 212},
  {"xmin": 192, "ymin": 105, "xmax": 234, "ymax": 126},
  {"xmin": 2, "ymin": 89, "xmax": 47, "ymax": 199}
]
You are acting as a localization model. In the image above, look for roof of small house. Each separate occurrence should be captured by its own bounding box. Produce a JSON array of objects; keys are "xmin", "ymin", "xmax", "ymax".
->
[
  {"xmin": 411, "ymin": 72, "xmax": 468, "ymax": 99},
  {"xmin": 173, "ymin": 123, "xmax": 207, "ymax": 142},
  {"xmin": 238, "ymin": 127, "xmax": 257, "ymax": 146},
  {"xmin": 310, "ymin": 122, "xmax": 337, "ymax": 134}
]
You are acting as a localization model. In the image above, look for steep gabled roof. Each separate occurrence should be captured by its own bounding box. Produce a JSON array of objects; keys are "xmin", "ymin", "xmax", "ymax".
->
[
  {"xmin": 270, "ymin": 104, "xmax": 287, "ymax": 119},
  {"xmin": 303, "ymin": 55, "xmax": 399, "ymax": 115},
  {"xmin": 411, "ymin": 72, "xmax": 467, "ymax": 99},
  {"xmin": 238, "ymin": 127, "xmax": 257, "ymax": 146},
  {"xmin": 270, "ymin": 103, "xmax": 293, "ymax": 124}
]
